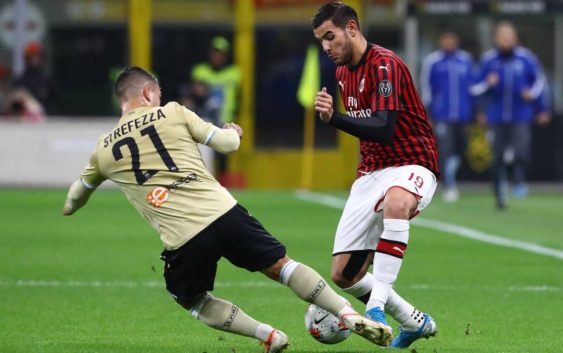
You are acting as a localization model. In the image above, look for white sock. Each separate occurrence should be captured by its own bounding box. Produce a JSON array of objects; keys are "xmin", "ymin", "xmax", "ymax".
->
[
  {"xmin": 337, "ymin": 305, "xmax": 357, "ymax": 318},
  {"xmin": 367, "ymin": 219, "xmax": 409, "ymax": 311},
  {"xmin": 279, "ymin": 260, "xmax": 300, "ymax": 285},
  {"xmin": 255, "ymin": 323, "xmax": 275, "ymax": 342},
  {"xmin": 343, "ymin": 270, "xmax": 424, "ymax": 329},
  {"xmin": 342, "ymin": 273, "xmax": 373, "ymax": 298},
  {"xmin": 386, "ymin": 290, "xmax": 424, "ymax": 331}
]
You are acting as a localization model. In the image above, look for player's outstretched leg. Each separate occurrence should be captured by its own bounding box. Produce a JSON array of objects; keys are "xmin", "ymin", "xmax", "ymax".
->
[
  {"xmin": 386, "ymin": 290, "xmax": 437, "ymax": 348},
  {"xmin": 263, "ymin": 256, "xmax": 393, "ymax": 347},
  {"xmin": 183, "ymin": 292, "xmax": 288, "ymax": 353}
]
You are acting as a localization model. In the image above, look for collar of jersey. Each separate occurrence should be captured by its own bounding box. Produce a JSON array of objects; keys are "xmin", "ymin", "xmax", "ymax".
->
[
  {"xmin": 347, "ymin": 43, "xmax": 373, "ymax": 72},
  {"xmin": 120, "ymin": 106, "xmax": 150, "ymax": 121}
]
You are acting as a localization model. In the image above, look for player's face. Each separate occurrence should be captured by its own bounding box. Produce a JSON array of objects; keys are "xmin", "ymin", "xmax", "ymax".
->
[
  {"xmin": 209, "ymin": 49, "xmax": 228, "ymax": 69},
  {"xmin": 313, "ymin": 20, "xmax": 354, "ymax": 66},
  {"xmin": 495, "ymin": 25, "xmax": 517, "ymax": 51},
  {"xmin": 440, "ymin": 33, "xmax": 458, "ymax": 52}
]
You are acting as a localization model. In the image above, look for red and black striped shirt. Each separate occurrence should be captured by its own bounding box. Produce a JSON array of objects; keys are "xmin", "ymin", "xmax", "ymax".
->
[{"xmin": 336, "ymin": 44, "xmax": 439, "ymax": 178}]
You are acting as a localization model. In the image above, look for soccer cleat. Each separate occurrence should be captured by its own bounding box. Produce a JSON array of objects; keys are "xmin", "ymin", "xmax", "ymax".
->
[
  {"xmin": 389, "ymin": 313, "xmax": 437, "ymax": 348},
  {"xmin": 260, "ymin": 329, "xmax": 289, "ymax": 353},
  {"xmin": 496, "ymin": 199, "xmax": 507, "ymax": 210},
  {"xmin": 341, "ymin": 313, "xmax": 393, "ymax": 347},
  {"xmin": 365, "ymin": 307, "xmax": 389, "ymax": 327},
  {"xmin": 512, "ymin": 183, "xmax": 529, "ymax": 198},
  {"xmin": 442, "ymin": 187, "xmax": 459, "ymax": 203}
]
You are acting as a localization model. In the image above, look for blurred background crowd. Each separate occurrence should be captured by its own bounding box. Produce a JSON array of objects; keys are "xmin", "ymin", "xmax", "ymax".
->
[{"xmin": 0, "ymin": 0, "xmax": 562, "ymax": 199}]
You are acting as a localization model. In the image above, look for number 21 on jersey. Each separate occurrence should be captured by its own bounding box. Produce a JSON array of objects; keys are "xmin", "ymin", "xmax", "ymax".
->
[{"xmin": 112, "ymin": 125, "xmax": 178, "ymax": 185}]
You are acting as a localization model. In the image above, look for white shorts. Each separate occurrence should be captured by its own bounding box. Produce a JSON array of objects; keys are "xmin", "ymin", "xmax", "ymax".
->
[{"xmin": 333, "ymin": 165, "xmax": 437, "ymax": 255}]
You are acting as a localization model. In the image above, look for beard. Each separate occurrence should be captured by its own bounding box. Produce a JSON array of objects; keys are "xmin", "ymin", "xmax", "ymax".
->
[{"xmin": 333, "ymin": 36, "xmax": 354, "ymax": 66}]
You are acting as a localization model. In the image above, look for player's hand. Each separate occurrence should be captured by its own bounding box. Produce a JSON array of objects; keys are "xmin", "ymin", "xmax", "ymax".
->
[
  {"xmin": 315, "ymin": 87, "xmax": 334, "ymax": 123},
  {"xmin": 223, "ymin": 123, "xmax": 243, "ymax": 138},
  {"xmin": 521, "ymin": 89, "xmax": 534, "ymax": 102},
  {"xmin": 476, "ymin": 112, "xmax": 487, "ymax": 126},
  {"xmin": 486, "ymin": 73, "xmax": 499, "ymax": 87},
  {"xmin": 536, "ymin": 112, "xmax": 551, "ymax": 126},
  {"xmin": 63, "ymin": 201, "xmax": 74, "ymax": 216}
]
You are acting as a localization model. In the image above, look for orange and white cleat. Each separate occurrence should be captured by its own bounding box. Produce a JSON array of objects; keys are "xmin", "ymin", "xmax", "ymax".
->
[{"xmin": 260, "ymin": 329, "xmax": 289, "ymax": 353}]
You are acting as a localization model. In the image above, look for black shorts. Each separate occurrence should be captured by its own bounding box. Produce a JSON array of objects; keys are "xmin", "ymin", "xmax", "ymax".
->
[{"xmin": 160, "ymin": 204, "xmax": 287, "ymax": 305}]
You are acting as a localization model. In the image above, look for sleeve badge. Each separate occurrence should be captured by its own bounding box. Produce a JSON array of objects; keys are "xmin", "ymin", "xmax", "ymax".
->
[{"xmin": 378, "ymin": 80, "xmax": 393, "ymax": 97}]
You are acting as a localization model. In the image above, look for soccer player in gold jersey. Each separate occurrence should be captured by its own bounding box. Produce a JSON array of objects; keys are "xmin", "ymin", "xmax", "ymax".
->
[{"xmin": 63, "ymin": 66, "xmax": 393, "ymax": 351}]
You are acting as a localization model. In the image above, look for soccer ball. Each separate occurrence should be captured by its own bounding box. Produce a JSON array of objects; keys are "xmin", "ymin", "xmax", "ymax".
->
[{"xmin": 304, "ymin": 304, "xmax": 351, "ymax": 344}]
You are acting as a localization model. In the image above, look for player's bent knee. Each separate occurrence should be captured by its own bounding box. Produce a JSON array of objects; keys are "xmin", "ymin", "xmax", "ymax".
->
[
  {"xmin": 384, "ymin": 189, "xmax": 417, "ymax": 219},
  {"xmin": 331, "ymin": 268, "xmax": 368, "ymax": 288},
  {"xmin": 176, "ymin": 291, "xmax": 209, "ymax": 312},
  {"xmin": 385, "ymin": 204, "xmax": 410, "ymax": 219},
  {"xmin": 331, "ymin": 270, "xmax": 353, "ymax": 289},
  {"xmin": 261, "ymin": 255, "xmax": 291, "ymax": 281},
  {"xmin": 331, "ymin": 250, "xmax": 370, "ymax": 288}
]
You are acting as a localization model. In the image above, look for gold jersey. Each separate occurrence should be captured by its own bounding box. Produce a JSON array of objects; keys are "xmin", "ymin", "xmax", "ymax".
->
[{"xmin": 80, "ymin": 102, "xmax": 237, "ymax": 250}]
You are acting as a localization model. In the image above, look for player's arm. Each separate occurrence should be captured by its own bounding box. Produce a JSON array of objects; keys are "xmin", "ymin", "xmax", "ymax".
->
[
  {"xmin": 522, "ymin": 54, "xmax": 545, "ymax": 102},
  {"xmin": 330, "ymin": 111, "xmax": 396, "ymax": 143},
  {"xmin": 315, "ymin": 87, "xmax": 396, "ymax": 143},
  {"xmin": 204, "ymin": 125, "xmax": 242, "ymax": 153},
  {"xmin": 469, "ymin": 56, "xmax": 494, "ymax": 96},
  {"xmin": 317, "ymin": 56, "xmax": 407, "ymax": 143},
  {"xmin": 63, "ymin": 147, "xmax": 106, "ymax": 216},
  {"xmin": 419, "ymin": 54, "xmax": 435, "ymax": 107},
  {"xmin": 63, "ymin": 179, "xmax": 95, "ymax": 216},
  {"xmin": 178, "ymin": 103, "xmax": 242, "ymax": 153}
]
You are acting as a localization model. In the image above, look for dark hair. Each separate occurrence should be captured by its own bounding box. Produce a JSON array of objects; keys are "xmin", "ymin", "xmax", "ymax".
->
[
  {"xmin": 312, "ymin": 2, "xmax": 360, "ymax": 30},
  {"xmin": 440, "ymin": 29, "xmax": 458, "ymax": 37},
  {"xmin": 114, "ymin": 66, "xmax": 158, "ymax": 100}
]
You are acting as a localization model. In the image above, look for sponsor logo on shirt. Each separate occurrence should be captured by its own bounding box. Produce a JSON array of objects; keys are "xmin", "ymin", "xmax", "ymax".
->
[
  {"xmin": 146, "ymin": 173, "xmax": 199, "ymax": 207},
  {"xmin": 346, "ymin": 108, "xmax": 372, "ymax": 118},
  {"xmin": 146, "ymin": 187, "xmax": 169, "ymax": 208},
  {"xmin": 167, "ymin": 173, "xmax": 198, "ymax": 190}
]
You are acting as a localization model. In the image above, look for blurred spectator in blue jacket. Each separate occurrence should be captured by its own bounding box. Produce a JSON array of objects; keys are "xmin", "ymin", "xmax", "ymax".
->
[
  {"xmin": 471, "ymin": 21, "xmax": 551, "ymax": 209},
  {"xmin": 420, "ymin": 30, "xmax": 476, "ymax": 202}
]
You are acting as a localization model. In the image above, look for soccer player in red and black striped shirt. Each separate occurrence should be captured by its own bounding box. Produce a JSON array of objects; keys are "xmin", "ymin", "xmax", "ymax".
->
[{"xmin": 312, "ymin": 2, "xmax": 438, "ymax": 348}]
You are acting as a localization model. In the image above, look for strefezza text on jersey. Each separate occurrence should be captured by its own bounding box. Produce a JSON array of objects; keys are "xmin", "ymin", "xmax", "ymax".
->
[{"xmin": 103, "ymin": 109, "xmax": 167, "ymax": 148}]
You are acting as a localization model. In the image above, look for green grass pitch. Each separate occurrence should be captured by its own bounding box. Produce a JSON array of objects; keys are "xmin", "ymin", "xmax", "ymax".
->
[{"xmin": 1, "ymin": 189, "xmax": 562, "ymax": 352}]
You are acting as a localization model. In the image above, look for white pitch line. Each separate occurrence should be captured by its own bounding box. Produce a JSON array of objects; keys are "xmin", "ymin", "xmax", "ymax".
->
[
  {"xmin": 508, "ymin": 286, "xmax": 562, "ymax": 292},
  {"xmin": 295, "ymin": 190, "xmax": 563, "ymax": 261},
  {"xmin": 0, "ymin": 280, "xmax": 560, "ymax": 292}
]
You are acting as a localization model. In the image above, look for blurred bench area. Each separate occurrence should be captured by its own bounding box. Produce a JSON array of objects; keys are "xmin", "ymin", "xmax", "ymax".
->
[{"xmin": 1, "ymin": 0, "xmax": 562, "ymax": 189}]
